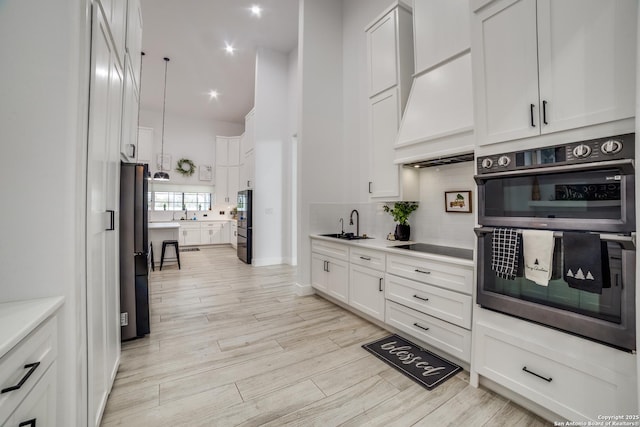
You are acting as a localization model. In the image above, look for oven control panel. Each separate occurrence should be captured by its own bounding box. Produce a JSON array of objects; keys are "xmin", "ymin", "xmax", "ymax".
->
[{"xmin": 476, "ymin": 133, "xmax": 634, "ymax": 174}]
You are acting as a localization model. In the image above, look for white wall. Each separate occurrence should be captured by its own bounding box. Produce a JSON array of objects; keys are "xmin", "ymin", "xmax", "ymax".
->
[
  {"xmin": 253, "ymin": 47, "xmax": 291, "ymax": 266},
  {"xmin": 0, "ymin": 0, "xmax": 91, "ymax": 425},
  {"xmin": 286, "ymin": 48, "xmax": 299, "ymax": 264},
  {"xmin": 139, "ymin": 109, "xmax": 243, "ymax": 186},
  {"xmin": 297, "ymin": 0, "xmax": 345, "ymax": 289}
]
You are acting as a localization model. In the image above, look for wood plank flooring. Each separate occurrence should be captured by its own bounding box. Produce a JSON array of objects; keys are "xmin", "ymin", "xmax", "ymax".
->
[{"xmin": 101, "ymin": 245, "xmax": 551, "ymax": 426}]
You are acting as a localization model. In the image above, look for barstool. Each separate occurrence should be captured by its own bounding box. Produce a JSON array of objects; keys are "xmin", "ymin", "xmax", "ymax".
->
[{"xmin": 160, "ymin": 240, "xmax": 181, "ymax": 270}]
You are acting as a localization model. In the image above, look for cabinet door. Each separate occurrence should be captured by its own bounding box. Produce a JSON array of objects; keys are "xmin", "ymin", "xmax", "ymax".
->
[
  {"xmin": 536, "ymin": 0, "xmax": 637, "ymax": 135},
  {"xmin": 326, "ymin": 257, "xmax": 349, "ymax": 304},
  {"xmin": 184, "ymin": 227, "xmax": 201, "ymax": 245},
  {"xmin": 369, "ymin": 88, "xmax": 400, "ymax": 198},
  {"xmin": 126, "ymin": 0, "xmax": 143, "ymax": 89},
  {"xmin": 242, "ymin": 150, "xmax": 255, "ymax": 190},
  {"xmin": 228, "ymin": 137, "xmax": 240, "ymax": 165},
  {"xmin": 200, "ymin": 228, "xmax": 211, "ymax": 244},
  {"xmin": 472, "ymin": 0, "xmax": 540, "ymax": 146},
  {"xmin": 311, "ymin": 253, "xmax": 329, "ymax": 293},
  {"xmin": 349, "ymin": 265, "xmax": 385, "ymax": 321},
  {"xmin": 367, "ymin": 9, "xmax": 398, "ymax": 96},
  {"xmin": 120, "ymin": 56, "xmax": 139, "ymax": 161},
  {"xmin": 97, "ymin": 0, "xmax": 127, "ymax": 64},
  {"xmin": 216, "ymin": 137, "xmax": 229, "ymax": 166},
  {"xmin": 137, "ymin": 127, "xmax": 153, "ymax": 164},
  {"xmin": 227, "ymin": 166, "xmax": 239, "ymax": 204},
  {"xmin": 215, "ymin": 165, "xmax": 229, "ymax": 203}
]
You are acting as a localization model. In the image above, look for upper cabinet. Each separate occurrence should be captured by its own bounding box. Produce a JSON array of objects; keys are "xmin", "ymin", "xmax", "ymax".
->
[
  {"xmin": 413, "ymin": 0, "xmax": 470, "ymax": 73},
  {"xmin": 472, "ymin": 0, "xmax": 637, "ymax": 147},
  {"xmin": 97, "ymin": 0, "xmax": 127, "ymax": 66},
  {"xmin": 125, "ymin": 0, "xmax": 143, "ymax": 90}
]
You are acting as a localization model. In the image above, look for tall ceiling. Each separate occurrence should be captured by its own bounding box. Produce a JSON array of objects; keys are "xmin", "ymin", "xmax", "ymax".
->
[{"xmin": 139, "ymin": 0, "xmax": 299, "ymax": 123}]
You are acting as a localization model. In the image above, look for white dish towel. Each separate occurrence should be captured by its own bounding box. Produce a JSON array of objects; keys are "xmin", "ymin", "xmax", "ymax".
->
[{"xmin": 522, "ymin": 230, "xmax": 555, "ymax": 286}]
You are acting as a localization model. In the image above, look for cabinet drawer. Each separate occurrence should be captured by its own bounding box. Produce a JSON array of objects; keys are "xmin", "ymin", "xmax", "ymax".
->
[
  {"xmin": 350, "ymin": 247, "xmax": 385, "ymax": 271},
  {"xmin": 385, "ymin": 301, "xmax": 471, "ymax": 363},
  {"xmin": 311, "ymin": 239, "xmax": 348, "ymax": 260},
  {"xmin": 7, "ymin": 362, "xmax": 56, "ymax": 427},
  {"xmin": 474, "ymin": 321, "xmax": 637, "ymax": 420},
  {"xmin": 0, "ymin": 317, "xmax": 57, "ymax": 424},
  {"xmin": 385, "ymin": 274, "xmax": 472, "ymax": 329},
  {"xmin": 386, "ymin": 254, "xmax": 473, "ymax": 294},
  {"xmin": 180, "ymin": 222, "xmax": 201, "ymax": 230}
]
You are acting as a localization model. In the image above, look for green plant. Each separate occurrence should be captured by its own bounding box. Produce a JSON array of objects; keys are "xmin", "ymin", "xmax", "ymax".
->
[
  {"xmin": 176, "ymin": 158, "xmax": 196, "ymax": 176},
  {"xmin": 383, "ymin": 202, "xmax": 419, "ymax": 226}
]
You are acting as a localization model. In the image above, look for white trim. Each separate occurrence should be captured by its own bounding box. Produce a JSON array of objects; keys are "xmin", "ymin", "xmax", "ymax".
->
[
  {"xmin": 294, "ymin": 282, "xmax": 315, "ymax": 296},
  {"xmin": 251, "ymin": 257, "xmax": 285, "ymax": 267}
]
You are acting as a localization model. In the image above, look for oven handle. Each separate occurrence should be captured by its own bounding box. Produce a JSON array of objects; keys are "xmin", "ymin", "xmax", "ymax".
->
[
  {"xmin": 474, "ymin": 158, "xmax": 634, "ymax": 184},
  {"xmin": 474, "ymin": 226, "xmax": 636, "ymax": 250}
]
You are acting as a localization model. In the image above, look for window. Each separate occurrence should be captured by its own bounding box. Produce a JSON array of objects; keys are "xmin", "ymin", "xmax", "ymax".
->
[{"xmin": 150, "ymin": 191, "xmax": 211, "ymax": 211}]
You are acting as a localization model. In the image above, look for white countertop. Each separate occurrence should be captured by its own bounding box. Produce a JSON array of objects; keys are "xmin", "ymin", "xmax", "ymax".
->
[
  {"xmin": 148, "ymin": 222, "xmax": 181, "ymax": 229},
  {"xmin": 310, "ymin": 234, "xmax": 474, "ymax": 266},
  {"xmin": 0, "ymin": 297, "xmax": 64, "ymax": 358}
]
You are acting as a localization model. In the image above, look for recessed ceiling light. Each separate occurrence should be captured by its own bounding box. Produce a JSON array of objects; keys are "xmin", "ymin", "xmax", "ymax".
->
[
  {"xmin": 224, "ymin": 43, "xmax": 235, "ymax": 55},
  {"xmin": 250, "ymin": 5, "xmax": 262, "ymax": 17},
  {"xmin": 413, "ymin": 165, "xmax": 420, "ymax": 168},
  {"xmin": 209, "ymin": 90, "xmax": 219, "ymax": 100}
]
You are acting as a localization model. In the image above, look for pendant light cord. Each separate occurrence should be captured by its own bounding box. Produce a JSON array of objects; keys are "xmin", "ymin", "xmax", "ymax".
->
[{"xmin": 160, "ymin": 57, "xmax": 170, "ymax": 166}]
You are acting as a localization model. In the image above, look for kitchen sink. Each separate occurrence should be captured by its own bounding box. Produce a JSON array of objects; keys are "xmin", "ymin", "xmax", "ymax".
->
[{"xmin": 319, "ymin": 233, "xmax": 372, "ymax": 240}]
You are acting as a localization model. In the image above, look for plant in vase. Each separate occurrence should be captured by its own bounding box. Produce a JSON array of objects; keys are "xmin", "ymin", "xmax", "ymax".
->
[{"xmin": 383, "ymin": 201, "xmax": 419, "ymax": 241}]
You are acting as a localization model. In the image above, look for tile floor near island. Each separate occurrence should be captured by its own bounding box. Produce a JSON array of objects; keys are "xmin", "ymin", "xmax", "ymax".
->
[{"xmin": 101, "ymin": 245, "xmax": 550, "ymax": 426}]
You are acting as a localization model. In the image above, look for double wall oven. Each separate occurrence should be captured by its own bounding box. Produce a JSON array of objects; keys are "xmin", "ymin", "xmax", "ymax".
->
[{"xmin": 475, "ymin": 133, "xmax": 636, "ymax": 351}]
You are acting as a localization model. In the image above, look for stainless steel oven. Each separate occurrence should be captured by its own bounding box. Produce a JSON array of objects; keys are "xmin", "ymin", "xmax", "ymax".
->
[{"xmin": 475, "ymin": 134, "xmax": 636, "ymax": 351}]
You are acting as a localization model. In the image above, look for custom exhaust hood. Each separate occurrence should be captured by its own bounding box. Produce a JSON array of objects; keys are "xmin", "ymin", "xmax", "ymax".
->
[{"xmin": 393, "ymin": 52, "xmax": 475, "ymax": 167}]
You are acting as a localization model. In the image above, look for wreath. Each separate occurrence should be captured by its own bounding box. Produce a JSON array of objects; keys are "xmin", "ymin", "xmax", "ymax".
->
[{"xmin": 176, "ymin": 158, "xmax": 196, "ymax": 176}]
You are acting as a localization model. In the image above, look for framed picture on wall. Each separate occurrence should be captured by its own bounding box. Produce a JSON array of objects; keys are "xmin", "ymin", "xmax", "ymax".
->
[
  {"xmin": 445, "ymin": 191, "xmax": 472, "ymax": 213},
  {"xmin": 199, "ymin": 165, "xmax": 213, "ymax": 181}
]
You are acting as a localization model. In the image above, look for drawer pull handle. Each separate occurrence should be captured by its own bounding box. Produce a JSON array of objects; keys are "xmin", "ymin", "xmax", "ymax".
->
[
  {"xmin": 413, "ymin": 322, "xmax": 429, "ymax": 332},
  {"xmin": 379, "ymin": 277, "xmax": 383, "ymax": 292},
  {"xmin": 414, "ymin": 269, "xmax": 431, "ymax": 275},
  {"xmin": 413, "ymin": 294, "xmax": 429, "ymax": 302},
  {"xmin": 1, "ymin": 362, "xmax": 41, "ymax": 394},
  {"xmin": 19, "ymin": 419, "xmax": 37, "ymax": 427},
  {"xmin": 360, "ymin": 256, "xmax": 371, "ymax": 261},
  {"xmin": 522, "ymin": 366, "xmax": 552, "ymax": 383}
]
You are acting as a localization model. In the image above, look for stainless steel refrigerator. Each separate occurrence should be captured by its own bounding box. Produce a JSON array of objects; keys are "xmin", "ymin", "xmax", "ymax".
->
[
  {"xmin": 237, "ymin": 189, "xmax": 252, "ymax": 264},
  {"xmin": 119, "ymin": 162, "xmax": 150, "ymax": 340}
]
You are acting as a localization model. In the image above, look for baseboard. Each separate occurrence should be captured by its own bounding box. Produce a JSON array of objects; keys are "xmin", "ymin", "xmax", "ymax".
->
[
  {"xmin": 294, "ymin": 282, "xmax": 315, "ymax": 296},
  {"xmin": 251, "ymin": 257, "xmax": 284, "ymax": 267}
]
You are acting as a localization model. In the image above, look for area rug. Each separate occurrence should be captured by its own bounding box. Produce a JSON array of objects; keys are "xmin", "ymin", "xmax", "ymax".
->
[
  {"xmin": 179, "ymin": 247, "xmax": 200, "ymax": 252},
  {"xmin": 362, "ymin": 334, "xmax": 462, "ymax": 390}
]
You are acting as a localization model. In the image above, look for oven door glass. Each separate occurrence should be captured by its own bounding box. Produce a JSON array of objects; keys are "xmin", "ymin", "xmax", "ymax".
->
[{"xmin": 483, "ymin": 168, "xmax": 625, "ymax": 221}]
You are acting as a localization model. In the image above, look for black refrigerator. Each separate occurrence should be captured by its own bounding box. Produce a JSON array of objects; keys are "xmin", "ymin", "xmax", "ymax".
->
[
  {"xmin": 119, "ymin": 162, "xmax": 150, "ymax": 340},
  {"xmin": 237, "ymin": 189, "xmax": 252, "ymax": 264}
]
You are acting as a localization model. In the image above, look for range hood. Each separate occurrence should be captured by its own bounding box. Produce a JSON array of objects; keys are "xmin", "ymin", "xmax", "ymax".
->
[{"xmin": 394, "ymin": 52, "xmax": 475, "ymax": 166}]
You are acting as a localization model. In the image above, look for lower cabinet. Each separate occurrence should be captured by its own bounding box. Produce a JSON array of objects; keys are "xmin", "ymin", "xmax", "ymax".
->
[
  {"xmin": 386, "ymin": 300, "xmax": 471, "ymax": 363},
  {"xmin": 179, "ymin": 223, "xmax": 201, "ymax": 246},
  {"xmin": 311, "ymin": 253, "xmax": 349, "ymax": 304},
  {"xmin": 349, "ymin": 265, "xmax": 385, "ymax": 322},
  {"xmin": 180, "ymin": 222, "xmax": 233, "ymax": 246},
  {"xmin": 7, "ymin": 362, "xmax": 57, "ymax": 427},
  {"xmin": 473, "ymin": 308, "xmax": 637, "ymax": 421},
  {"xmin": 230, "ymin": 221, "xmax": 238, "ymax": 249}
]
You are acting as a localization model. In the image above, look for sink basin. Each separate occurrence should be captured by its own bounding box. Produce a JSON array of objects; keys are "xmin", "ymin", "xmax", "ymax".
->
[{"xmin": 319, "ymin": 233, "xmax": 372, "ymax": 240}]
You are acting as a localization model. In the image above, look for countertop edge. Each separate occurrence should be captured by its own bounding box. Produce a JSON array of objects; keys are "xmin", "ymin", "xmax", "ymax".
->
[
  {"xmin": 0, "ymin": 296, "xmax": 64, "ymax": 358},
  {"xmin": 309, "ymin": 234, "xmax": 475, "ymax": 266}
]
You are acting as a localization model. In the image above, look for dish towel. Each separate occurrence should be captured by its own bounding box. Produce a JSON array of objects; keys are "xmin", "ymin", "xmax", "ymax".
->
[
  {"xmin": 522, "ymin": 230, "xmax": 555, "ymax": 286},
  {"xmin": 563, "ymin": 232, "xmax": 608, "ymax": 294},
  {"xmin": 491, "ymin": 228, "xmax": 521, "ymax": 280}
]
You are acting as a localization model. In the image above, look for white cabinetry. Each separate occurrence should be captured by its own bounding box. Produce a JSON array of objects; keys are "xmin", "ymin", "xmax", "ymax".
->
[
  {"xmin": 310, "ymin": 240, "xmax": 349, "ymax": 303},
  {"xmin": 230, "ymin": 221, "xmax": 238, "ymax": 249},
  {"xmin": 125, "ymin": 0, "xmax": 143, "ymax": 90},
  {"xmin": 120, "ymin": 57, "xmax": 139, "ymax": 161},
  {"xmin": 97, "ymin": 0, "xmax": 127, "ymax": 65},
  {"xmin": 200, "ymin": 222, "xmax": 231, "ymax": 245},
  {"xmin": 385, "ymin": 253, "xmax": 473, "ymax": 362},
  {"xmin": 473, "ymin": 308, "xmax": 638, "ymax": 421},
  {"xmin": 0, "ymin": 302, "xmax": 61, "ymax": 427},
  {"xmin": 179, "ymin": 222, "xmax": 201, "ymax": 246},
  {"xmin": 349, "ymin": 248, "xmax": 386, "ymax": 321},
  {"xmin": 366, "ymin": 3, "xmax": 415, "ymax": 200},
  {"xmin": 216, "ymin": 136, "xmax": 241, "ymax": 204},
  {"xmin": 472, "ymin": 0, "xmax": 637, "ymax": 146},
  {"xmin": 136, "ymin": 127, "xmax": 153, "ymax": 165},
  {"xmin": 86, "ymin": 3, "xmax": 124, "ymax": 425}
]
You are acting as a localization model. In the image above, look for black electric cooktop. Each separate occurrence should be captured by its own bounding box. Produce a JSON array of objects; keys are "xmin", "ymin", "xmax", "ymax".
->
[{"xmin": 391, "ymin": 243, "xmax": 473, "ymax": 261}]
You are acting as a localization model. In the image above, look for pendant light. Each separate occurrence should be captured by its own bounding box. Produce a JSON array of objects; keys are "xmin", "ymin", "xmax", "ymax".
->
[{"xmin": 154, "ymin": 57, "xmax": 171, "ymax": 181}]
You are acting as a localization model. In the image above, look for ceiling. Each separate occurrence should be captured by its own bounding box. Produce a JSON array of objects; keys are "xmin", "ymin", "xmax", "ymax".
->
[{"xmin": 139, "ymin": 0, "xmax": 299, "ymax": 123}]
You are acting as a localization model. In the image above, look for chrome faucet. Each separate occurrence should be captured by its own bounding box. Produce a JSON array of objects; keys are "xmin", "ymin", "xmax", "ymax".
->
[
  {"xmin": 349, "ymin": 209, "xmax": 359, "ymax": 237},
  {"xmin": 184, "ymin": 209, "xmax": 188, "ymax": 220},
  {"xmin": 338, "ymin": 218, "xmax": 344, "ymax": 236}
]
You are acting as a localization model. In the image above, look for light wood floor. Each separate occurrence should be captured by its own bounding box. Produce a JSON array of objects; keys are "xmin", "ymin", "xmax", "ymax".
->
[{"xmin": 101, "ymin": 245, "xmax": 551, "ymax": 426}]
